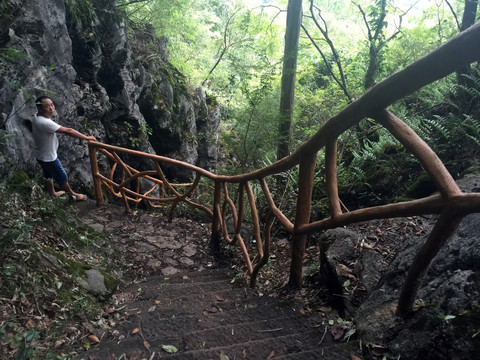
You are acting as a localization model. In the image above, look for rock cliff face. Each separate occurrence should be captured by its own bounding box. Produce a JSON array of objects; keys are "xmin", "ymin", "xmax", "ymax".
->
[{"xmin": 0, "ymin": 0, "xmax": 220, "ymax": 187}]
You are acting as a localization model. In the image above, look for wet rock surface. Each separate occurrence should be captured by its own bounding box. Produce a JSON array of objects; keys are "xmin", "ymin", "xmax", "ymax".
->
[{"xmin": 355, "ymin": 175, "xmax": 480, "ymax": 360}]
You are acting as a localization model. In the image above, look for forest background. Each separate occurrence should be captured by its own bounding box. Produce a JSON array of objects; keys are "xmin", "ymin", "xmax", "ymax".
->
[
  {"xmin": 119, "ymin": 0, "xmax": 480, "ymax": 214},
  {"xmin": 0, "ymin": 1, "xmax": 479, "ymax": 358}
]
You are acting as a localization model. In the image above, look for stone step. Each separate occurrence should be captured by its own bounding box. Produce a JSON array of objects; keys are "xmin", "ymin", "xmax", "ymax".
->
[
  {"xmin": 152, "ymin": 331, "xmax": 334, "ymax": 359},
  {"xmin": 82, "ymin": 329, "xmax": 348, "ymax": 360},
  {"xmin": 77, "ymin": 268, "xmax": 358, "ymax": 360}
]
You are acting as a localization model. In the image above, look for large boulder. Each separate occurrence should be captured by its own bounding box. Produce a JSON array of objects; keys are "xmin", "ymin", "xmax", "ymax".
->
[{"xmin": 355, "ymin": 173, "xmax": 480, "ymax": 359}]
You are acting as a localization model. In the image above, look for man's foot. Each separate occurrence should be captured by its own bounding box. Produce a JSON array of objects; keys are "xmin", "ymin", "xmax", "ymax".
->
[
  {"xmin": 71, "ymin": 194, "xmax": 88, "ymax": 201},
  {"xmin": 51, "ymin": 191, "xmax": 66, "ymax": 198}
]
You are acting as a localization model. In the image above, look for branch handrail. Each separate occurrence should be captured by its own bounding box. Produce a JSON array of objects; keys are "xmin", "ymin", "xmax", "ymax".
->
[{"xmin": 88, "ymin": 22, "xmax": 480, "ymax": 318}]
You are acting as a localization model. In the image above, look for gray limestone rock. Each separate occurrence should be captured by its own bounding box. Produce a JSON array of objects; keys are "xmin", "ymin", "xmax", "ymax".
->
[
  {"xmin": 78, "ymin": 269, "xmax": 108, "ymax": 296},
  {"xmin": 0, "ymin": 0, "xmax": 220, "ymax": 186}
]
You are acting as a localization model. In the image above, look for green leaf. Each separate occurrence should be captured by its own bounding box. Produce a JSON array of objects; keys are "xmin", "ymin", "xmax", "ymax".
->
[
  {"xmin": 25, "ymin": 328, "xmax": 39, "ymax": 342},
  {"xmin": 343, "ymin": 328, "xmax": 356, "ymax": 341},
  {"xmin": 162, "ymin": 344, "xmax": 178, "ymax": 354}
]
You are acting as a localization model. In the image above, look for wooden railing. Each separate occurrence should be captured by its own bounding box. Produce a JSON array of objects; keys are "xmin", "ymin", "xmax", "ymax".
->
[{"xmin": 88, "ymin": 22, "xmax": 480, "ymax": 318}]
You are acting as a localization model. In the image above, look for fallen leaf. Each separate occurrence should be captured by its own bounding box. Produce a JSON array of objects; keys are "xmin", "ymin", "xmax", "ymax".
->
[
  {"xmin": 351, "ymin": 354, "xmax": 362, "ymax": 360},
  {"xmin": 330, "ymin": 324, "xmax": 344, "ymax": 341},
  {"xmin": 155, "ymin": 300, "xmax": 161, "ymax": 305},
  {"xmin": 220, "ymin": 351, "xmax": 230, "ymax": 360},
  {"xmin": 131, "ymin": 328, "xmax": 140, "ymax": 334},
  {"xmin": 216, "ymin": 295, "xmax": 225, "ymax": 302},
  {"xmin": 370, "ymin": 343, "xmax": 388, "ymax": 356},
  {"xmin": 88, "ymin": 335, "xmax": 100, "ymax": 343},
  {"xmin": 162, "ymin": 344, "xmax": 178, "ymax": 353},
  {"xmin": 144, "ymin": 341, "xmax": 150, "ymax": 350},
  {"xmin": 25, "ymin": 319, "xmax": 34, "ymax": 329},
  {"xmin": 267, "ymin": 350, "xmax": 275, "ymax": 359}
]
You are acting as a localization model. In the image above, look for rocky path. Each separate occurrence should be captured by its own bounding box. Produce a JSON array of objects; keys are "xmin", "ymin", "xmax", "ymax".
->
[
  {"xmin": 71, "ymin": 202, "xmax": 361, "ymax": 359},
  {"xmin": 68, "ymin": 171, "xmax": 480, "ymax": 359}
]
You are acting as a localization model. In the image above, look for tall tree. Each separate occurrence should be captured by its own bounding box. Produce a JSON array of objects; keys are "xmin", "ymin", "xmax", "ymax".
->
[
  {"xmin": 302, "ymin": 0, "xmax": 352, "ymax": 101},
  {"xmin": 459, "ymin": 0, "xmax": 479, "ymax": 32},
  {"xmin": 353, "ymin": 0, "xmax": 403, "ymax": 90},
  {"xmin": 277, "ymin": 0, "xmax": 303, "ymax": 161},
  {"xmin": 453, "ymin": 0, "xmax": 478, "ymax": 112}
]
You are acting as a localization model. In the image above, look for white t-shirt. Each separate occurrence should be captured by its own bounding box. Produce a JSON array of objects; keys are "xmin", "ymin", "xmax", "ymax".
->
[{"xmin": 32, "ymin": 114, "xmax": 61, "ymax": 161}]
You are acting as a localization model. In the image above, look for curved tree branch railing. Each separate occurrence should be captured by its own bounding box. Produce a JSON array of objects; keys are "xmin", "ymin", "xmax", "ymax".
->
[{"xmin": 88, "ymin": 22, "xmax": 480, "ymax": 318}]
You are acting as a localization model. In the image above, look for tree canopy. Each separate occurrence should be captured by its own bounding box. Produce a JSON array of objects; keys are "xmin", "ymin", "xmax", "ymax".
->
[{"xmin": 119, "ymin": 0, "xmax": 479, "ymax": 205}]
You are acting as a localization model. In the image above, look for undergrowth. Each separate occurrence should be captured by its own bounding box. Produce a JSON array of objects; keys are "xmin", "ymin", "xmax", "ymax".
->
[{"xmin": 0, "ymin": 171, "xmax": 125, "ymax": 359}]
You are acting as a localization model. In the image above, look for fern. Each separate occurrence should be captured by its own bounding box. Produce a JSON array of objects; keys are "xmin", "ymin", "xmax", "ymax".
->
[
  {"xmin": 424, "ymin": 116, "xmax": 451, "ymax": 141},
  {"xmin": 462, "ymin": 114, "xmax": 480, "ymax": 147}
]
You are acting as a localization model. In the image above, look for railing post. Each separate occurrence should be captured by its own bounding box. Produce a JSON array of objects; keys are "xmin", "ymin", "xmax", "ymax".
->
[
  {"xmin": 288, "ymin": 153, "xmax": 317, "ymax": 287},
  {"xmin": 88, "ymin": 142, "xmax": 104, "ymax": 207},
  {"xmin": 397, "ymin": 210, "xmax": 462, "ymax": 317},
  {"xmin": 211, "ymin": 181, "xmax": 223, "ymax": 256}
]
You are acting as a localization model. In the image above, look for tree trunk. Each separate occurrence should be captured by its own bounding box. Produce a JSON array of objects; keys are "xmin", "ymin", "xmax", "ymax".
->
[
  {"xmin": 455, "ymin": 0, "xmax": 478, "ymax": 112},
  {"xmin": 460, "ymin": 0, "xmax": 478, "ymax": 32},
  {"xmin": 277, "ymin": 0, "xmax": 302, "ymax": 161}
]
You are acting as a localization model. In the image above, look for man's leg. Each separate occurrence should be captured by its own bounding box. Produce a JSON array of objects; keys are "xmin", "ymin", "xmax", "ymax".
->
[
  {"xmin": 41, "ymin": 158, "xmax": 87, "ymax": 200},
  {"xmin": 45, "ymin": 179, "xmax": 65, "ymax": 198},
  {"xmin": 38, "ymin": 160, "xmax": 65, "ymax": 197}
]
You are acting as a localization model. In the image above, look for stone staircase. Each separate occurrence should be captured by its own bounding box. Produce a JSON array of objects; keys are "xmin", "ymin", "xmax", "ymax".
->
[{"xmin": 77, "ymin": 268, "xmax": 359, "ymax": 359}]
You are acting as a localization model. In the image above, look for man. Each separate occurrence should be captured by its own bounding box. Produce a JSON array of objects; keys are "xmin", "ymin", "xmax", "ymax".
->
[{"xmin": 32, "ymin": 96, "xmax": 96, "ymax": 200}]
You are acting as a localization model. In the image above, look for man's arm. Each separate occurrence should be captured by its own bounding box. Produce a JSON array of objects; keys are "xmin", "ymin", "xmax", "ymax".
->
[{"xmin": 56, "ymin": 126, "xmax": 96, "ymax": 141}]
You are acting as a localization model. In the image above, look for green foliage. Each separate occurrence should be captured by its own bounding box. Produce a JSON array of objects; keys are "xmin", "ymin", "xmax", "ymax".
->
[
  {"xmin": 65, "ymin": 0, "xmax": 96, "ymax": 29},
  {"xmin": 316, "ymin": 124, "xmax": 421, "ymax": 208},
  {"xmin": 407, "ymin": 68, "xmax": 480, "ymax": 165},
  {"xmin": 122, "ymin": 0, "xmax": 281, "ymax": 94},
  {"xmin": 219, "ymin": 88, "xmax": 280, "ymax": 173},
  {"xmin": 116, "ymin": 0, "xmax": 476, "ymax": 212},
  {"xmin": 413, "ymin": 110, "xmax": 480, "ymax": 160},
  {"xmin": 332, "ymin": 60, "xmax": 480, "ymax": 207},
  {"xmin": 0, "ymin": 323, "xmax": 28, "ymax": 358},
  {"xmin": 0, "ymin": 172, "xmax": 124, "ymax": 359},
  {"xmin": 0, "ymin": 47, "xmax": 27, "ymax": 64},
  {"xmin": 383, "ymin": 24, "xmax": 439, "ymax": 76},
  {"xmin": 0, "ymin": 47, "xmax": 28, "ymax": 80}
]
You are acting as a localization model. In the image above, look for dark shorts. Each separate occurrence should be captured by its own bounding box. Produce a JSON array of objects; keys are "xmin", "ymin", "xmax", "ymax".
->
[{"xmin": 37, "ymin": 158, "xmax": 68, "ymax": 186}]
